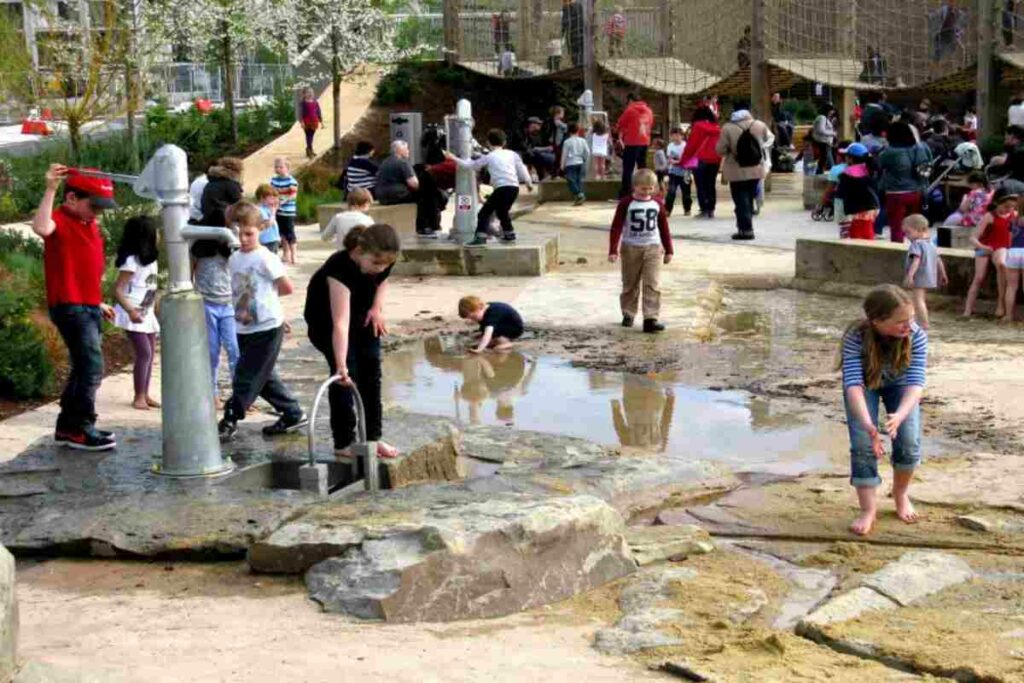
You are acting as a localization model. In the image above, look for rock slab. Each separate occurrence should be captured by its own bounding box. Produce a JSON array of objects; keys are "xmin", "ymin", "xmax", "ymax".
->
[
  {"xmin": 305, "ymin": 494, "xmax": 635, "ymax": 622},
  {"xmin": 626, "ymin": 525, "xmax": 715, "ymax": 566},
  {"xmin": 0, "ymin": 544, "xmax": 15, "ymax": 683}
]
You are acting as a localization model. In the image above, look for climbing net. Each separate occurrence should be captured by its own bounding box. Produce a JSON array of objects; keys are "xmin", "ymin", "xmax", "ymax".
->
[{"xmin": 448, "ymin": 0, "xmax": 982, "ymax": 98}]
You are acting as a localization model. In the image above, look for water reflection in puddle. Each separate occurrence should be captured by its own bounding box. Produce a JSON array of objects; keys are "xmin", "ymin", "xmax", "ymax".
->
[{"xmin": 382, "ymin": 338, "xmax": 850, "ymax": 474}]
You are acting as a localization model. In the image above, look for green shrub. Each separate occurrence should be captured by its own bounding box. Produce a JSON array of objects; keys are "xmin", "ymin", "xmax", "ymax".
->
[
  {"xmin": 0, "ymin": 321, "xmax": 53, "ymax": 399},
  {"xmin": 782, "ymin": 100, "xmax": 819, "ymax": 125},
  {"xmin": 375, "ymin": 64, "xmax": 423, "ymax": 106},
  {"xmin": 296, "ymin": 187, "xmax": 342, "ymax": 223}
]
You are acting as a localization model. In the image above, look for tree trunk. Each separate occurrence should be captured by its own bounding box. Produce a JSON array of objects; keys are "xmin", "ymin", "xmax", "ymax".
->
[
  {"xmin": 124, "ymin": 62, "xmax": 138, "ymax": 168},
  {"xmin": 331, "ymin": 23, "xmax": 341, "ymax": 150},
  {"xmin": 222, "ymin": 28, "xmax": 237, "ymax": 144},
  {"xmin": 68, "ymin": 117, "xmax": 82, "ymax": 162}
]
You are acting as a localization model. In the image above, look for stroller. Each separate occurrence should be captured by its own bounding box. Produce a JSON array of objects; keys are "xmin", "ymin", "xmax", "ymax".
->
[{"xmin": 923, "ymin": 141, "xmax": 983, "ymax": 224}]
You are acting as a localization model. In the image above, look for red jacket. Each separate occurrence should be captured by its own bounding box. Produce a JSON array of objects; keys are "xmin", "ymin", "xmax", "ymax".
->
[
  {"xmin": 616, "ymin": 101, "xmax": 654, "ymax": 147},
  {"xmin": 680, "ymin": 120, "xmax": 722, "ymax": 166}
]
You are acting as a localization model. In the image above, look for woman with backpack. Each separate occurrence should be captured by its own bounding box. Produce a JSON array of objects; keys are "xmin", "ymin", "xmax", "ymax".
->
[
  {"xmin": 715, "ymin": 106, "xmax": 771, "ymax": 241},
  {"xmin": 877, "ymin": 121, "xmax": 934, "ymax": 243}
]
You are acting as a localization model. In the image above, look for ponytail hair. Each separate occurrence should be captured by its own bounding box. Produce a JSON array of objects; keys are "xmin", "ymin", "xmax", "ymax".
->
[
  {"xmin": 836, "ymin": 284, "xmax": 913, "ymax": 389},
  {"xmin": 343, "ymin": 223, "xmax": 401, "ymax": 257}
]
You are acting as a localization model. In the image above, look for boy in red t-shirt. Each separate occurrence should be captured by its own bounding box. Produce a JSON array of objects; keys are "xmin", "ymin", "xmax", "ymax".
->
[{"xmin": 32, "ymin": 164, "xmax": 118, "ymax": 450}]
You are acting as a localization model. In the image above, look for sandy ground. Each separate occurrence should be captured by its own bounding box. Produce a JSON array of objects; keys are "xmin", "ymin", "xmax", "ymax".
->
[{"xmin": 8, "ymin": 173, "xmax": 1024, "ymax": 681}]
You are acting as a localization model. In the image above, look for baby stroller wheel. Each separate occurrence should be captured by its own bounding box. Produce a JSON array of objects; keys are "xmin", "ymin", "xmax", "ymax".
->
[
  {"xmin": 823, "ymin": 206, "xmax": 834, "ymax": 222},
  {"xmin": 811, "ymin": 207, "xmax": 824, "ymax": 221}
]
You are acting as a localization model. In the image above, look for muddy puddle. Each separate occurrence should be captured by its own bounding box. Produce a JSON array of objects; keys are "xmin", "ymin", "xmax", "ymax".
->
[{"xmin": 380, "ymin": 339, "xmax": 951, "ymax": 477}]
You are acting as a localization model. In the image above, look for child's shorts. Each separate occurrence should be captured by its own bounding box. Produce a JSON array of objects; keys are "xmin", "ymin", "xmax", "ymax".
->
[
  {"xmin": 277, "ymin": 215, "xmax": 297, "ymax": 244},
  {"xmin": 1005, "ymin": 247, "xmax": 1024, "ymax": 269}
]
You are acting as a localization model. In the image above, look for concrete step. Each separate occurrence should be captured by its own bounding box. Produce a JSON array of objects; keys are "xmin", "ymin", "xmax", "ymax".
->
[{"xmin": 394, "ymin": 233, "xmax": 559, "ymax": 277}]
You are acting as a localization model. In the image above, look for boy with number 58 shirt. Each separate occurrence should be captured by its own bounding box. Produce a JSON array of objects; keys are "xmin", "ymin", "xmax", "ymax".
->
[{"xmin": 609, "ymin": 168, "xmax": 673, "ymax": 333}]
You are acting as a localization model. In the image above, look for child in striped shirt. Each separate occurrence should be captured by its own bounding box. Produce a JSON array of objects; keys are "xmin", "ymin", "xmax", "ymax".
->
[
  {"xmin": 839, "ymin": 284, "xmax": 928, "ymax": 537},
  {"xmin": 271, "ymin": 157, "xmax": 299, "ymax": 265}
]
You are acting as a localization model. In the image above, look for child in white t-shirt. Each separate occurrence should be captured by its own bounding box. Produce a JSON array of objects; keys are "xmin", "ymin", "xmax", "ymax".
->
[
  {"xmin": 321, "ymin": 187, "xmax": 374, "ymax": 249},
  {"xmin": 218, "ymin": 201, "xmax": 307, "ymax": 440},
  {"xmin": 113, "ymin": 215, "xmax": 161, "ymax": 410}
]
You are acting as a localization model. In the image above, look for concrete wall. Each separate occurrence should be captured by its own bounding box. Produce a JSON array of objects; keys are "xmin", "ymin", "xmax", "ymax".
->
[
  {"xmin": 0, "ymin": 544, "xmax": 15, "ymax": 682},
  {"xmin": 795, "ymin": 238, "xmax": 996, "ymax": 299}
]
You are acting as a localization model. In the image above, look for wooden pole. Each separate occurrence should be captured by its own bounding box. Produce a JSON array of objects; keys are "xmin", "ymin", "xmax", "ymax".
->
[
  {"xmin": 750, "ymin": 0, "xmax": 770, "ymax": 119},
  {"xmin": 977, "ymin": 0, "xmax": 999, "ymax": 140},
  {"xmin": 442, "ymin": 0, "xmax": 460, "ymax": 65},
  {"xmin": 583, "ymin": 0, "xmax": 602, "ymax": 110}
]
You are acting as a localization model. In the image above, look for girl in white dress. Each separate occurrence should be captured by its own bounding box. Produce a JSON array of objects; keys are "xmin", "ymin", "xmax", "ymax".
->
[{"xmin": 113, "ymin": 215, "xmax": 161, "ymax": 410}]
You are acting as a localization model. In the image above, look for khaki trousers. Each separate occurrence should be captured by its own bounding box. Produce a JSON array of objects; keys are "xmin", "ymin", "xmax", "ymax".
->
[{"xmin": 619, "ymin": 243, "xmax": 662, "ymax": 319}]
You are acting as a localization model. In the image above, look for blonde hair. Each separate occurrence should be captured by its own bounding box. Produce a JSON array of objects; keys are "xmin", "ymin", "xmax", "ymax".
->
[
  {"xmin": 633, "ymin": 168, "xmax": 657, "ymax": 187},
  {"xmin": 231, "ymin": 200, "xmax": 262, "ymax": 228},
  {"xmin": 273, "ymin": 156, "xmax": 289, "ymax": 169},
  {"xmin": 838, "ymin": 285, "xmax": 914, "ymax": 390},
  {"xmin": 342, "ymin": 223, "xmax": 400, "ymax": 257},
  {"xmin": 458, "ymin": 295, "xmax": 485, "ymax": 318},
  {"xmin": 218, "ymin": 157, "xmax": 244, "ymax": 175},
  {"xmin": 902, "ymin": 213, "xmax": 929, "ymax": 234},
  {"xmin": 348, "ymin": 187, "xmax": 373, "ymax": 208},
  {"xmin": 255, "ymin": 183, "xmax": 278, "ymax": 200}
]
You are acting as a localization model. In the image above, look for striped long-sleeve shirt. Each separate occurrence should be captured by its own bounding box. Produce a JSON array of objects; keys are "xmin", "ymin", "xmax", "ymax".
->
[
  {"xmin": 270, "ymin": 174, "xmax": 298, "ymax": 216},
  {"xmin": 841, "ymin": 324, "xmax": 928, "ymax": 389}
]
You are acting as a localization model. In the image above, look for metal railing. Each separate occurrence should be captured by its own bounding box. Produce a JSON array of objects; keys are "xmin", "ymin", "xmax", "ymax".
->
[{"xmin": 147, "ymin": 62, "xmax": 293, "ymax": 106}]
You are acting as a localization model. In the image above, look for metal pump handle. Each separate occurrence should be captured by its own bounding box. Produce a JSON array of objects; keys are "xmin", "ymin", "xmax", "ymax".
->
[{"xmin": 308, "ymin": 375, "xmax": 377, "ymax": 491}]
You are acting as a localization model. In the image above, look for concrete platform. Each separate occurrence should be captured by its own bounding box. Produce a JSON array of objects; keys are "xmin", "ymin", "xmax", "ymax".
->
[
  {"xmin": 936, "ymin": 223, "xmax": 973, "ymax": 249},
  {"xmin": 317, "ymin": 202, "xmax": 417, "ymax": 234},
  {"xmin": 539, "ymin": 178, "xmax": 621, "ymax": 203},
  {"xmin": 795, "ymin": 238, "xmax": 995, "ymax": 298},
  {"xmin": 394, "ymin": 234, "xmax": 559, "ymax": 277}
]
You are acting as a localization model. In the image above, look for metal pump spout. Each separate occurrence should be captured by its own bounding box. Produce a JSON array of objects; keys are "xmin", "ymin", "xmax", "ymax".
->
[{"xmin": 181, "ymin": 225, "xmax": 240, "ymax": 249}]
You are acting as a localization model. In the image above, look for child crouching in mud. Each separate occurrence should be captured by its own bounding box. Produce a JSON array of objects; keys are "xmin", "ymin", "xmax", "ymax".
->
[{"xmin": 839, "ymin": 284, "xmax": 927, "ymax": 536}]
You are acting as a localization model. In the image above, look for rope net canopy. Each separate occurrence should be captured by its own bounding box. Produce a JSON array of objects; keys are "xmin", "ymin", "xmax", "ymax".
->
[{"xmin": 446, "ymin": 0, "xmax": 980, "ymax": 96}]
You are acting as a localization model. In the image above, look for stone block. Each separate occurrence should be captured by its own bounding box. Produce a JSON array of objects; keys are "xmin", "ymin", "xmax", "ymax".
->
[
  {"xmin": 394, "ymin": 234, "xmax": 559, "ymax": 277},
  {"xmin": 859, "ymin": 551, "xmax": 973, "ymax": 607},
  {"xmin": 936, "ymin": 224, "xmax": 974, "ymax": 249},
  {"xmin": 249, "ymin": 522, "xmax": 365, "ymax": 574},
  {"xmin": 538, "ymin": 179, "xmax": 621, "ymax": 203},
  {"xmin": 799, "ymin": 586, "xmax": 899, "ymax": 628},
  {"xmin": 625, "ymin": 524, "xmax": 714, "ymax": 566},
  {"xmin": 316, "ymin": 202, "xmax": 418, "ymax": 235},
  {"xmin": 795, "ymin": 238, "xmax": 995, "ymax": 299},
  {"xmin": 0, "ymin": 544, "xmax": 15, "ymax": 683},
  {"xmin": 305, "ymin": 494, "xmax": 635, "ymax": 622}
]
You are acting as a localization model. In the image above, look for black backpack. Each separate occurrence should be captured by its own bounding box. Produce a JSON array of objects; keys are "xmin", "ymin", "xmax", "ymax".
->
[{"xmin": 734, "ymin": 122, "xmax": 763, "ymax": 168}]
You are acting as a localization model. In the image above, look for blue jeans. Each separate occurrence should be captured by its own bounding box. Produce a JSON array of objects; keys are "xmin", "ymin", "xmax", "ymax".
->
[
  {"xmin": 50, "ymin": 304, "xmax": 104, "ymax": 432},
  {"xmin": 204, "ymin": 301, "xmax": 239, "ymax": 393},
  {"xmin": 565, "ymin": 164, "xmax": 585, "ymax": 197},
  {"xmin": 844, "ymin": 383, "xmax": 922, "ymax": 488}
]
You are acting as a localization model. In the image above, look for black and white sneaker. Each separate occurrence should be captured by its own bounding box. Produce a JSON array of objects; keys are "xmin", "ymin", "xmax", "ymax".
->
[
  {"xmin": 417, "ymin": 231, "xmax": 439, "ymax": 240},
  {"xmin": 262, "ymin": 412, "xmax": 309, "ymax": 437},
  {"xmin": 55, "ymin": 428, "xmax": 116, "ymax": 451},
  {"xmin": 499, "ymin": 232, "xmax": 517, "ymax": 244},
  {"xmin": 465, "ymin": 235, "xmax": 488, "ymax": 247},
  {"xmin": 218, "ymin": 418, "xmax": 238, "ymax": 441}
]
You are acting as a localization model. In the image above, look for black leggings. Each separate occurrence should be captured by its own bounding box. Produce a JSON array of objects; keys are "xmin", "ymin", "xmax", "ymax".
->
[
  {"xmin": 476, "ymin": 185, "xmax": 520, "ymax": 236},
  {"xmin": 312, "ymin": 336, "xmax": 382, "ymax": 450},
  {"xmin": 665, "ymin": 174, "xmax": 692, "ymax": 215}
]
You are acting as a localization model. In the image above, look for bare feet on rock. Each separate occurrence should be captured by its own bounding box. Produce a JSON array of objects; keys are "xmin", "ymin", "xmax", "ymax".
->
[
  {"xmin": 850, "ymin": 509, "xmax": 876, "ymax": 536},
  {"xmin": 132, "ymin": 397, "xmax": 150, "ymax": 410},
  {"xmin": 895, "ymin": 493, "xmax": 919, "ymax": 523}
]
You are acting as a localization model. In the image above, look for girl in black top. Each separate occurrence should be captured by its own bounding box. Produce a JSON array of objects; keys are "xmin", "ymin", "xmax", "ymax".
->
[{"xmin": 304, "ymin": 224, "xmax": 401, "ymax": 459}]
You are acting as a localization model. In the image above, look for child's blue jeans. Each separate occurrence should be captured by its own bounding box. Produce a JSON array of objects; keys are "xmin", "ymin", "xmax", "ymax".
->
[
  {"xmin": 565, "ymin": 164, "xmax": 585, "ymax": 197},
  {"xmin": 844, "ymin": 383, "xmax": 921, "ymax": 488},
  {"xmin": 204, "ymin": 301, "xmax": 239, "ymax": 393}
]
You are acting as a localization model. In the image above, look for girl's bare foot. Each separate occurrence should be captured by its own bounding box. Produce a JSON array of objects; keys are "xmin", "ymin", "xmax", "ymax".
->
[
  {"xmin": 996, "ymin": 308, "xmax": 1006, "ymax": 318},
  {"xmin": 377, "ymin": 441, "xmax": 400, "ymax": 459},
  {"xmin": 1000, "ymin": 315, "xmax": 1013, "ymax": 324},
  {"xmin": 214, "ymin": 396, "xmax": 224, "ymax": 410},
  {"xmin": 132, "ymin": 397, "xmax": 150, "ymax": 410},
  {"xmin": 895, "ymin": 494, "xmax": 918, "ymax": 523},
  {"xmin": 850, "ymin": 510, "xmax": 876, "ymax": 536},
  {"xmin": 146, "ymin": 396, "xmax": 161, "ymax": 408}
]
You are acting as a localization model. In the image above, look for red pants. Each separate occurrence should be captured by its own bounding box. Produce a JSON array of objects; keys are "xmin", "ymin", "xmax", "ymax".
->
[
  {"xmin": 885, "ymin": 191, "xmax": 922, "ymax": 243},
  {"xmin": 849, "ymin": 218, "xmax": 875, "ymax": 240}
]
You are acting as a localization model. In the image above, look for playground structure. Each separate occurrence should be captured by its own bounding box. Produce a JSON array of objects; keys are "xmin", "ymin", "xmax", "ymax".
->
[{"xmin": 441, "ymin": 0, "xmax": 1020, "ymax": 139}]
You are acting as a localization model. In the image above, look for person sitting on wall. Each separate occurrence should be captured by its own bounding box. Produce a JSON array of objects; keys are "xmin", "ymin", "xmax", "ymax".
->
[{"xmin": 511, "ymin": 117, "xmax": 556, "ymax": 181}]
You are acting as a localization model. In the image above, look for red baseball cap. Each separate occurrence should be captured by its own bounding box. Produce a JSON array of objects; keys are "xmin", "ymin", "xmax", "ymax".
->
[{"xmin": 65, "ymin": 167, "xmax": 117, "ymax": 208}]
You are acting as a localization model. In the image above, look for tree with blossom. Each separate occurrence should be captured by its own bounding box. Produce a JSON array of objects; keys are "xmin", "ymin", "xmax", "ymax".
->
[
  {"xmin": 144, "ymin": 0, "xmax": 290, "ymax": 143},
  {"xmin": 294, "ymin": 0, "xmax": 414, "ymax": 149}
]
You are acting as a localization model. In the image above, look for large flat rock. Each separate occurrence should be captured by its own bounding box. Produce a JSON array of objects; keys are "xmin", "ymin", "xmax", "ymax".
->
[
  {"xmin": 0, "ymin": 544, "xmax": 14, "ymax": 683},
  {"xmin": 304, "ymin": 493, "xmax": 635, "ymax": 622}
]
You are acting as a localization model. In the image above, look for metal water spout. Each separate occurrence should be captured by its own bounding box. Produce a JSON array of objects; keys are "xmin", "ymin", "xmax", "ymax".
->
[{"xmin": 446, "ymin": 98, "xmax": 478, "ymax": 243}]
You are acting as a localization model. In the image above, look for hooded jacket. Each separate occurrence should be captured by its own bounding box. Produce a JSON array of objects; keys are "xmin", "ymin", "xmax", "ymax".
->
[
  {"xmin": 616, "ymin": 100, "xmax": 654, "ymax": 147},
  {"xmin": 715, "ymin": 110, "xmax": 770, "ymax": 182},
  {"xmin": 680, "ymin": 120, "xmax": 722, "ymax": 167},
  {"xmin": 200, "ymin": 164, "xmax": 243, "ymax": 227}
]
